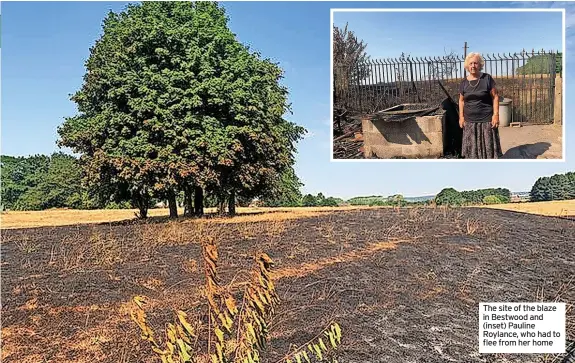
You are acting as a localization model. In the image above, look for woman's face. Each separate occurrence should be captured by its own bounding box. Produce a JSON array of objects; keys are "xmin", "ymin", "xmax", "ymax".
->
[{"xmin": 468, "ymin": 56, "xmax": 481, "ymax": 74}]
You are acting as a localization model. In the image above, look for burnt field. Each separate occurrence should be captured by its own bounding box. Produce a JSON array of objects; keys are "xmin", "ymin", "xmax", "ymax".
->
[{"xmin": 1, "ymin": 207, "xmax": 574, "ymax": 363}]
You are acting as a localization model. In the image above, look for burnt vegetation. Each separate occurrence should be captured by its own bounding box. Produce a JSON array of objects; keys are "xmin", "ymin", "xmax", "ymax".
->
[{"xmin": 2, "ymin": 207, "xmax": 574, "ymax": 362}]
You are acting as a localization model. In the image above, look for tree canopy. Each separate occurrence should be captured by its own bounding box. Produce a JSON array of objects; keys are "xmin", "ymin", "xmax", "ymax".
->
[
  {"xmin": 530, "ymin": 172, "xmax": 575, "ymax": 202},
  {"xmin": 1, "ymin": 153, "xmax": 95, "ymax": 210},
  {"xmin": 435, "ymin": 187, "xmax": 511, "ymax": 206},
  {"xmin": 516, "ymin": 52, "xmax": 562, "ymax": 76},
  {"xmin": 57, "ymin": 1, "xmax": 305, "ymax": 217}
]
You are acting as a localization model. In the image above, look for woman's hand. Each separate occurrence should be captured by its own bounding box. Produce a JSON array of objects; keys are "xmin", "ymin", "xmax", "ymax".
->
[
  {"xmin": 491, "ymin": 114, "xmax": 499, "ymax": 128},
  {"xmin": 459, "ymin": 117, "xmax": 465, "ymax": 128}
]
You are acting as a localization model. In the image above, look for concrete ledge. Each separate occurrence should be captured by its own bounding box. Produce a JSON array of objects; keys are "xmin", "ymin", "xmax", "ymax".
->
[{"xmin": 362, "ymin": 115, "xmax": 444, "ymax": 159}]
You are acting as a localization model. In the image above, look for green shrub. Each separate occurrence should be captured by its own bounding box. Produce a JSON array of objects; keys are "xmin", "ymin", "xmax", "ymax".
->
[
  {"xmin": 435, "ymin": 188, "xmax": 464, "ymax": 206},
  {"xmin": 483, "ymin": 195, "xmax": 503, "ymax": 205}
]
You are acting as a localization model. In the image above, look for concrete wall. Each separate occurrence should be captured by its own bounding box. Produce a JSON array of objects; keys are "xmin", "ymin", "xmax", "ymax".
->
[
  {"xmin": 554, "ymin": 75, "xmax": 562, "ymax": 125},
  {"xmin": 362, "ymin": 115, "xmax": 444, "ymax": 159}
]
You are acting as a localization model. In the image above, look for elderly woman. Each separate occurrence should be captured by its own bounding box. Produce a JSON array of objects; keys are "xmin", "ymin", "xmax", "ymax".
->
[{"xmin": 458, "ymin": 52, "xmax": 503, "ymax": 159}]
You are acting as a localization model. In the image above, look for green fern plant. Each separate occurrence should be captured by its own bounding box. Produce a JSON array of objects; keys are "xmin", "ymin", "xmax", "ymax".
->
[
  {"xmin": 130, "ymin": 237, "xmax": 342, "ymax": 363},
  {"xmin": 282, "ymin": 322, "xmax": 342, "ymax": 363}
]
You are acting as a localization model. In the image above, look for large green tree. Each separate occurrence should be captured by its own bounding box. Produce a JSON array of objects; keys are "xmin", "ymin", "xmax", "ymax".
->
[
  {"xmin": 530, "ymin": 172, "xmax": 575, "ymax": 202},
  {"xmin": 58, "ymin": 2, "xmax": 304, "ymax": 218},
  {"xmin": 435, "ymin": 187, "xmax": 463, "ymax": 206},
  {"xmin": 259, "ymin": 168, "xmax": 304, "ymax": 207}
]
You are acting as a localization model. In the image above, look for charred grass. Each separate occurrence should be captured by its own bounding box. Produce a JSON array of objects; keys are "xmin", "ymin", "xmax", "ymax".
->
[{"xmin": 1, "ymin": 207, "xmax": 573, "ymax": 362}]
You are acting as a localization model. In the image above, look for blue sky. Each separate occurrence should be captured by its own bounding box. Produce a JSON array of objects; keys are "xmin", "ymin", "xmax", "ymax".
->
[
  {"xmin": 333, "ymin": 10, "xmax": 563, "ymax": 60},
  {"xmin": 1, "ymin": 1, "xmax": 574, "ymax": 199}
]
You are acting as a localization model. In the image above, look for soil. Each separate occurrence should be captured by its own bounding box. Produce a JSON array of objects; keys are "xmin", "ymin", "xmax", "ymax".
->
[{"xmin": 1, "ymin": 207, "xmax": 574, "ymax": 362}]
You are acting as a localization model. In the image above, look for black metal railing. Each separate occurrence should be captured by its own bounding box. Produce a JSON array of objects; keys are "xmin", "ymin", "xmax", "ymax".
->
[{"xmin": 334, "ymin": 49, "xmax": 561, "ymax": 124}]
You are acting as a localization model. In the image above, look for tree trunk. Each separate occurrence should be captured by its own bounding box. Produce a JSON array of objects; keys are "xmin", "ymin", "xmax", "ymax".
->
[
  {"xmin": 194, "ymin": 186, "xmax": 204, "ymax": 217},
  {"xmin": 228, "ymin": 190, "xmax": 236, "ymax": 216},
  {"xmin": 133, "ymin": 192, "xmax": 149, "ymax": 219},
  {"xmin": 168, "ymin": 190, "xmax": 178, "ymax": 218},
  {"xmin": 217, "ymin": 197, "xmax": 226, "ymax": 215},
  {"xmin": 183, "ymin": 184, "xmax": 193, "ymax": 217},
  {"xmin": 138, "ymin": 204, "xmax": 148, "ymax": 219}
]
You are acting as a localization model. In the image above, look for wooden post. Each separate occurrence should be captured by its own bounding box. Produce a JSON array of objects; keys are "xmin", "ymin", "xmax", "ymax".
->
[
  {"xmin": 554, "ymin": 75, "xmax": 562, "ymax": 125},
  {"xmin": 463, "ymin": 41, "xmax": 468, "ymax": 76}
]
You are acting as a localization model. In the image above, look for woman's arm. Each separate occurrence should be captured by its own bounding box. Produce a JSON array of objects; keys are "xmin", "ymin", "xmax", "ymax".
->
[
  {"xmin": 459, "ymin": 94, "xmax": 465, "ymax": 128},
  {"xmin": 491, "ymin": 87, "xmax": 499, "ymax": 128}
]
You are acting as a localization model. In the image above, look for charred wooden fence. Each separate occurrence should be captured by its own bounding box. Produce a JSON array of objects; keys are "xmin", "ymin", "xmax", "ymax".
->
[{"xmin": 334, "ymin": 50, "xmax": 562, "ymax": 124}]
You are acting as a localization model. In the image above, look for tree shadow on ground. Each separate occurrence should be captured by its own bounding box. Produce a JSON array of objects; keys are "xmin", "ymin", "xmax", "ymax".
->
[
  {"xmin": 98, "ymin": 210, "xmax": 273, "ymax": 227},
  {"xmin": 502, "ymin": 142, "xmax": 551, "ymax": 159}
]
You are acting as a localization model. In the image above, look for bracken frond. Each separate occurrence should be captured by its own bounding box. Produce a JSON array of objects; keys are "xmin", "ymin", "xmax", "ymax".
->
[{"xmin": 130, "ymin": 239, "xmax": 342, "ymax": 363}]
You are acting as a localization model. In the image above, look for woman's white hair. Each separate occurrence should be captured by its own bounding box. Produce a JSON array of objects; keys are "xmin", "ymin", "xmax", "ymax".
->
[{"xmin": 464, "ymin": 52, "xmax": 485, "ymax": 71}]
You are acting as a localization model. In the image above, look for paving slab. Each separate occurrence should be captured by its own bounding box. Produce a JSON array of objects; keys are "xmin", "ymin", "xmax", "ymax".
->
[{"xmin": 499, "ymin": 124, "xmax": 563, "ymax": 159}]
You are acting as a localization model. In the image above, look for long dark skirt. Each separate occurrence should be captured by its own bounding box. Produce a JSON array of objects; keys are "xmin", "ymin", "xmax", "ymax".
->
[{"xmin": 462, "ymin": 122, "xmax": 503, "ymax": 159}]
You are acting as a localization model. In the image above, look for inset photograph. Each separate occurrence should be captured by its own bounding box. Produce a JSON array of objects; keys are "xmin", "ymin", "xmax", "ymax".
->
[{"xmin": 331, "ymin": 9, "xmax": 564, "ymax": 160}]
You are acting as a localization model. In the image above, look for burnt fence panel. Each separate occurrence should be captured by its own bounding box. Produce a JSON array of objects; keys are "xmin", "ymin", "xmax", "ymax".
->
[{"xmin": 334, "ymin": 50, "xmax": 560, "ymax": 124}]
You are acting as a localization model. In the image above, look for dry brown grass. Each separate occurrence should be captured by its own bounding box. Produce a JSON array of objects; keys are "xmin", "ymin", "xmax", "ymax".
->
[
  {"xmin": 272, "ymin": 239, "xmax": 403, "ymax": 280},
  {"xmin": 0, "ymin": 205, "xmax": 373, "ymax": 230},
  {"xmin": 478, "ymin": 200, "xmax": 575, "ymax": 217},
  {"xmin": 2, "ymin": 206, "xmax": 571, "ymax": 363}
]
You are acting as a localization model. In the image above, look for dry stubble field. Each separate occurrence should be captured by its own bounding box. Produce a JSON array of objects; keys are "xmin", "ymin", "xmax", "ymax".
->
[{"xmin": 1, "ymin": 205, "xmax": 574, "ymax": 363}]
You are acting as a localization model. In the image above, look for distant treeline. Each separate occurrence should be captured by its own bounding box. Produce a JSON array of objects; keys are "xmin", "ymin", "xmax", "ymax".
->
[
  {"xmin": 346, "ymin": 194, "xmax": 434, "ymax": 206},
  {"xmin": 2, "ymin": 154, "xmax": 573, "ymax": 211},
  {"xmin": 434, "ymin": 187, "xmax": 512, "ymax": 206},
  {"xmin": 300, "ymin": 193, "xmax": 343, "ymax": 207},
  {"xmin": 530, "ymin": 172, "xmax": 575, "ymax": 202},
  {"xmin": 435, "ymin": 172, "xmax": 575, "ymax": 206},
  {"xmin": 1, "ymin": 153, "xmax": 93, "ymax": 211}
]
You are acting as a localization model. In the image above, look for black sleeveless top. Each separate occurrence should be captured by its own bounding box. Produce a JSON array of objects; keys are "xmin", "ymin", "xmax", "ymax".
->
[{"xmin": 458, "ymin": 73, "xmax": 496, "ymax": 122}]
